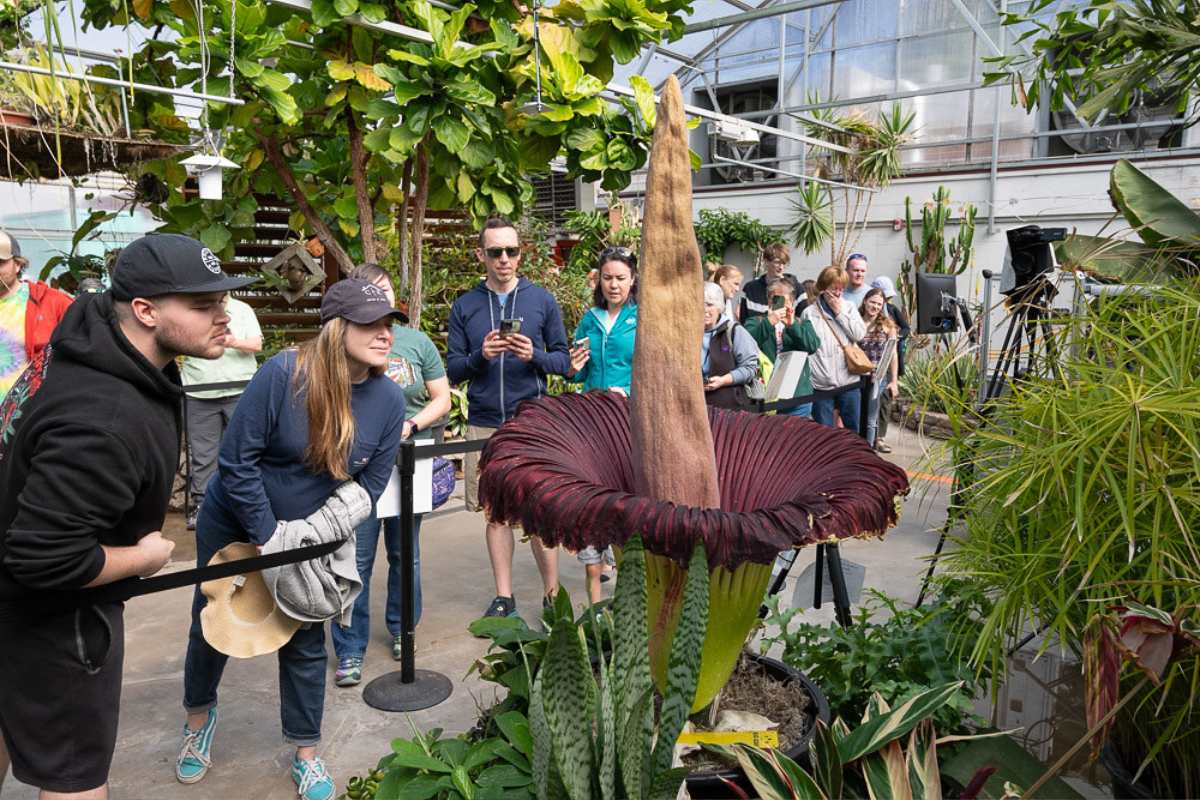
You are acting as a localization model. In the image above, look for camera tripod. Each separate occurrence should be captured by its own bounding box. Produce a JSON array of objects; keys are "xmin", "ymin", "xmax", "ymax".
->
[{"xmin": 984, "ymin": 276, "xmax": 1061, "ymax": 402}]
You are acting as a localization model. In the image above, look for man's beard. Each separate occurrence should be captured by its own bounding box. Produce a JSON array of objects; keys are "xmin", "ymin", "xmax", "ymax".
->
[{"xmin": 156, "ymin": 317, "xmax": 225, "ymax": 360}]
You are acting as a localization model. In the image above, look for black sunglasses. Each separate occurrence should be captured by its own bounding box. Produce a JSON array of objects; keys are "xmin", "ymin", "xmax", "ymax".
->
[
  {"xmin": 598, "ymin": 246, "xmax": 637, "ymax": 267},
  {"xmin": 485, "ymin": 246, "xmax": 522, "ymax": 259}
]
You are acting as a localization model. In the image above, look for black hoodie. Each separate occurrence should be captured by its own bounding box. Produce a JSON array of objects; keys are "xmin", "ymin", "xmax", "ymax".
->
[{"xmin": 0, "ymin": 292, "xmax": 182, "ymax": 612}]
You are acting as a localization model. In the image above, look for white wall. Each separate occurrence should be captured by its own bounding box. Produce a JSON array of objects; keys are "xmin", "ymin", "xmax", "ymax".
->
[{"xmin": 682, "ymin": 155, "xmax": 1200, "ymax": 304}]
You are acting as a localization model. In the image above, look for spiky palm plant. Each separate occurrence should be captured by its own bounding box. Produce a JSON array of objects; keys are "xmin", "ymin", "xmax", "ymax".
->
[{"xmin": 479, "ymin": 76, "xmax": 909, "ymax": 713}]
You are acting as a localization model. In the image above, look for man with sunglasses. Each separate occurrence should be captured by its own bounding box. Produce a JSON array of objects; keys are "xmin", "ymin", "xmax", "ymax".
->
[{"xmin": 447, "ymin": 216, "xmax": 571, "ymax": 624}]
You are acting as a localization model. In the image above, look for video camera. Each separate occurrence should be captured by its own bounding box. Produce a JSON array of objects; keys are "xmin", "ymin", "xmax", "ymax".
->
[{"xmin": 1001, "ymin": 225, "xmax": 1066, "ymax": 296}]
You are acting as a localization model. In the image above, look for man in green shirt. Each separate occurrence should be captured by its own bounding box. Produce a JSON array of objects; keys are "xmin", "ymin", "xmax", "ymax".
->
[{"xmin": 180, "ymin": 295, "xmax": 262, "ymax": 528}]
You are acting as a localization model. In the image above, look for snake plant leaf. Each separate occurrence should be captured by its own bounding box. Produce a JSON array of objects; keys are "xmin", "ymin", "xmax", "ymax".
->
[
  {"xmin": 543, "ymin": 614, "xmax": 596, "ymax": 800},
  {"xmin": 618, "ymin": 685, "xmax": 654, "ymax": 799},
  {"xmin": 530, "ymin": 670, "xmax": 567, "ymax": 800},
  {"xmin": 837, "ymin": 683, "xmax": 963, "ymax": 764},
  {"xmin": 651, "ymin": 542, "xmax": 708, "ymax": 779},
  {"xmin": 810, "ymin": 720, "xmax": 844, "ymax": 800},
  {"xmin": 611, "ymin": 536, "xmax": 653, "ymax": 781},
  {"xmin": 1109, "ymin": 159, "xmax": 1200, "ymax": 251},
  {"xmin": 647, "ymin": 767, "xmax": 691, "ymax": 799},
  {"xmin": 905, "ymin": 719, "xmax": 940, "ymax": 800}
]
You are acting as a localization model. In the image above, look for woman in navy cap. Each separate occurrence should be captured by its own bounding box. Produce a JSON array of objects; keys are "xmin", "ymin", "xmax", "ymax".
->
[{"xmin": 176, "ymin": 279, "xmax": 408, "ymax": 800}]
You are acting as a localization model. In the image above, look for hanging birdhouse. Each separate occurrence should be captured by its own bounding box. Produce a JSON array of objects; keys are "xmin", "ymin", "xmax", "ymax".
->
[{"xmin": 263, "ymin": 241, "xmax": 324, "ymax": 305}]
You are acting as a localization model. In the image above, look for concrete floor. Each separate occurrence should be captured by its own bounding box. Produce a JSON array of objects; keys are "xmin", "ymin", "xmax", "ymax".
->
[{"xmin": 1, "ymin": 423, "xmax": 955, "ymax": 799}]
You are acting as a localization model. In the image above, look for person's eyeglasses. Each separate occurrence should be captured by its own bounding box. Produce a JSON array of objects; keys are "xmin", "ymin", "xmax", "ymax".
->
[
  {"xmin": 485, "ymin": 246, "xmax": 521, "ymax": 259},
  {"xmin": 598, "ymin": 246, "xmax": 637, "ymax": 267}
]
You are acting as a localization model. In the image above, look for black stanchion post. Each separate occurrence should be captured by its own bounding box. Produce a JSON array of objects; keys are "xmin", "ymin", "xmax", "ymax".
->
[
  {"xmin": 181, "ymin": 394, "xmax": 192, "ymax": 521},
  {"xmin": 824, "ymin": 544, "xmax": 854, "ymax": 628},
  {"xmin": 398, "ymin": 439, "xmax": 417, "ymax": 683},
  {"xmin": 362, "ymin": 439, "xmax": 453, "ymax": 712}
]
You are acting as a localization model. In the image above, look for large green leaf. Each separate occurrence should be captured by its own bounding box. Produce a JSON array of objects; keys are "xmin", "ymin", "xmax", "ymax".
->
[
  {"xmin": 629, "ymin": 75, "xmax": 656, "ymax": 128},
  {"xmin": 611, "ymin": 536, "xmax": 652, "ymax": 797},
  {"xmin": 905, "ymin": 719, "xmax": 939, "ymax": 800},
  {"xmin": 432, "ymin": 115, "xmax": 471, "ymax": 152},
  {"xmin": 837, "ymin": 683, "xmax": 962, "ymax": 764},
  {"xmin": 495, "ymin": 711, "xmax": 534, "ymax": 760},
  {"xmin": 389, "ymin": 738, "xmax": 453, "ymax": 773},
  {"xmin": 542, "ymin": 611, "xmax": 595, "ymax": 800},
  {"xmin": 811, "ymin": 720, "xmax": 844, "ymax": 800},
  {"xmin": 566, "ymin": 127, "xmax": 605, "ymax": 155},
  {"xmin": 198, "ymin": 222, "xmax": 231, "ymax": 254},
  {"xmin": 650, "ymin": 542, "xmax": 708, "ymax": 779},
  {"xmin": 1109, "ymin": 158, "xmax": 1200, "ymax": 250}
]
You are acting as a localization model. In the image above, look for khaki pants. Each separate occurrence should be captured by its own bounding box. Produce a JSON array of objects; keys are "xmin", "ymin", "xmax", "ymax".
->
[{"xmin": 463, "ymin": 424, "xmax": 498, "ymax": 513}]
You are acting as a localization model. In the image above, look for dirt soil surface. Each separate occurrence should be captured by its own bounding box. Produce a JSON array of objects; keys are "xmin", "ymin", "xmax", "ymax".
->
[{"xmin": 683, "ymin": 653, "xmax": 814, "ymax": 774}]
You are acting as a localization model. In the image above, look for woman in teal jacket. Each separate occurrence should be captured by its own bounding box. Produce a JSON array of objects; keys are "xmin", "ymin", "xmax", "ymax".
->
[
  {"xmin": 744, "ymin": 278, "xmax": 820, "ymax": 418},
  {"xmin": 568, "ymin": 247, "xmax": 638, "ymax": 395},
  {"xmin": 567, "ymin": 247, "xmax": 638, "ymax": 604}
]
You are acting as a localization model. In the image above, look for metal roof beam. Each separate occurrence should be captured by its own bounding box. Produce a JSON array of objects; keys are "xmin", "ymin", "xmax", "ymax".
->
[{"xmin": 682, "ymin": 0, "xmax": 843, "ymax": 35}]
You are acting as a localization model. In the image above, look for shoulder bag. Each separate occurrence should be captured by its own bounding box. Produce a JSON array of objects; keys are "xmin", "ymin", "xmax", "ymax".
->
[{"xmin": 819, "ymin": 308, "xmax": 874, "ymax": 376}]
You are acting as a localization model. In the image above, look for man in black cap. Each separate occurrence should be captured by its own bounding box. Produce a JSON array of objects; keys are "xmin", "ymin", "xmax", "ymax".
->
[{"xmin": 0, "ymin": 232, "xmax": 254, "ymax": 799}]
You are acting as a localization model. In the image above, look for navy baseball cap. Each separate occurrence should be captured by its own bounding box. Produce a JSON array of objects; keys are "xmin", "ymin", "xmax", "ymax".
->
[
  {"xmin": 320, "ymin": 279, "xmax": 407, "ymax": 325},
  {"xmin": 110, "ymin": 233, "xmax": 256, "ymax": 300}
]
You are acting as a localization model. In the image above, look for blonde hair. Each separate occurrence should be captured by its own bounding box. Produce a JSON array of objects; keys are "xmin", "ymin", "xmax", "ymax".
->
[
  {"xmin": 709, "ymin": 264, "xmax": 743, "ymax": 284},
  {"xmin": 815, "ymin": 265, "xmax": 848, "ymax": 292},
  {"xmin": 293, "ymin": 318, "xmax": 383, "ymax": 479}
]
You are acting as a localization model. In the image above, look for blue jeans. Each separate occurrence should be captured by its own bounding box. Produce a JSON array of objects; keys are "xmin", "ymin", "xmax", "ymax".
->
[
  {"xmin": 331, "ymin": 513, "xmax": 423, "ymax": 660},
  {"xmin": 183, "ymin": 502, "xmax": 327, "ymax": 746},
  {"xmin": 865, "ymin": 384, "xmax": 884, "ymax": 446},
  {"xmin": 786, "ymin": 401, "xmax": 812, "ymax": 419},
  {"xmin": 812, "ymin": 387, "xmax": 863, "ymax": 436}
]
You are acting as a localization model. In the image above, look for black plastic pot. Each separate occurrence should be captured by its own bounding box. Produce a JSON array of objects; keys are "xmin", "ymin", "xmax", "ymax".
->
[
  {"xmin": 685, "ymin": 653, "xmax": 830, "ymax": 799},
  {"xmin": 1099, "ymin": 744, "xmax": 1156, "ymax": 800}
]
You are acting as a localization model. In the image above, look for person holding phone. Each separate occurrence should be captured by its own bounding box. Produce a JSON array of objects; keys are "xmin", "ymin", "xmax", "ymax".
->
[
  {"xmin": 743, "ymin": 279, "xmax": 820, "ymax": 418},
  {"xmin": 801, "ymin": 266, "xmax": 867, "ymax": 431},
  {"xmin": 447, "ymin": 216, "xmax": 571, "ymax": 624},
  {"xmin": 566, "ymin": 247, "xmax": 638, "ymax": 604}
]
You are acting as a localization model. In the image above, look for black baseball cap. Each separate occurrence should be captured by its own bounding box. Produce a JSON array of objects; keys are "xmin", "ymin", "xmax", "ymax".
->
[
  {"xmin": 320, "ymin": 279, "xmax": 407, "ymax": 325},
  {"xmin": 110, "ymin": 233, "xmax": 256, "ymax": 300}
]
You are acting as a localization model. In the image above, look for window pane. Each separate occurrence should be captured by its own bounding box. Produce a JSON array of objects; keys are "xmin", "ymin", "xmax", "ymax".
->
[
  {"xmin": 898, "ymin": 30, "xmax": 974, "ymax": 89},
  {"xmin": 832, "ymin": 43, "xmax": 896, "ymax": 100},
  {"xmin": 833, "ymin": 0, "xmax": 898, "ymax": 48}
]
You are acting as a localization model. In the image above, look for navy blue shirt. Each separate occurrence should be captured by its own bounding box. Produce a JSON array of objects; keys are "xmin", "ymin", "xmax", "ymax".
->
[
  {"xmin": 446, "ymin": 277, "xmax": 571, "ymax": 427},
  {"xmin": 204, "ymin": 350, "xmax": 406, "ymax": 545}
]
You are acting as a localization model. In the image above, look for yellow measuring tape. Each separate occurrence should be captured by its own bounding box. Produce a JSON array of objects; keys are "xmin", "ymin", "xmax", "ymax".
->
[{"xmin": 676, "ymin": 730, "xmax": 779, "ymax": 748}]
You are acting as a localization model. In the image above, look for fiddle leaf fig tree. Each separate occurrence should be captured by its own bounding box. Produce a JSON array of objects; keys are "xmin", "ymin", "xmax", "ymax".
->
[{"xmin": 74, "ymin": 0, "xmax": 696, "ymax": 323}]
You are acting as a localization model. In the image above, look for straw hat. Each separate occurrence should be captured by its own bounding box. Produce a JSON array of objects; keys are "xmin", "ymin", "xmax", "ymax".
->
[{"xmin": 200, "ymin": 542, "xmax": 300, "ymax": 658}]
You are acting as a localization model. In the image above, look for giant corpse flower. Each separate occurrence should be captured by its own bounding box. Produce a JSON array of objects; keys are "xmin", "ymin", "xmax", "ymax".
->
[{"xmin": 479, "ymin": 76, "xmax": 908, "ymax": 711}]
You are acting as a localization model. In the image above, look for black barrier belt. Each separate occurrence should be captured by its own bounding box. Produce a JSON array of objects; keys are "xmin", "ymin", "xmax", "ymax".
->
[
  {"xmin": 183, "ymin": 379, "xmax": 252, "ymax": 394},
  {"xmin": 83, "ymin": 539, "xmax": 343, "ymax": 604}
]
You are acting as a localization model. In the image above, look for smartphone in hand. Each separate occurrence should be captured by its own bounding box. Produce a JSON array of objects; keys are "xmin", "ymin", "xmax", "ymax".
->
[
  {"xmin": 499, "ymin": 318, "xmax": 522, "ymax": 337},
  {"xmin": 770, "ymin": 295, "xmax": 787, "ymax": 311}
]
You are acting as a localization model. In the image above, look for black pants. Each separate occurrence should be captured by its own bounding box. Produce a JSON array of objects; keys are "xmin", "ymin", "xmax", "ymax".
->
[{"xmin": 0, "ymin": 602, "xmax": 124, "ymax": 793}]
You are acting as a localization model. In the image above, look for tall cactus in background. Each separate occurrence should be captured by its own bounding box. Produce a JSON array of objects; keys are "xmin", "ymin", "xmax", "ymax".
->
[{"xmin": 897, "ymin": 186, "xmax": 976, "ymax": 314}]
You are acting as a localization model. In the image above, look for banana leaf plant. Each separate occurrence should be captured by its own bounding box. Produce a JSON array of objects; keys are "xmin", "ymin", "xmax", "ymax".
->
[{"xmin": 479, "ymin": 76, "xmax": 909, "ymax": 713}]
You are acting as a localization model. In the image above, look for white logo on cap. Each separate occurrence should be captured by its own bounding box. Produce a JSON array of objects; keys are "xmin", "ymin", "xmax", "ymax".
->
[
  {"xmin": 200, "ymin": 248, "xmax": 222, "ymax": 274},
  {"xmin": 361, "ymin": 284, "xmax": 387, "ymax": 302}
]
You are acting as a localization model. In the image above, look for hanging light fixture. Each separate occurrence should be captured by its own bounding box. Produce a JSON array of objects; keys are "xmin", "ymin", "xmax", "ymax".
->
[
  {"xmin": 181, "ymin": 152, "xmax": 241, "ymax": 200},
  {"xmin": 182, "ymin": 0, "xmax": 240, "ymax": 200},
  {"xmin": 518, "ymin": 0, "xmax": 546, "ymax": 115}
]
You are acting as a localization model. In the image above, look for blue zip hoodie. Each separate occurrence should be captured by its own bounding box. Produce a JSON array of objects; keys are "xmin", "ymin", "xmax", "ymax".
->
[
  {"xmin": 446, "ymin": 277, "xmax": 571, "ymax": 427},
  {"xmin": 571, "ymin": 303, "xmax": 637, "ymax": 393}
]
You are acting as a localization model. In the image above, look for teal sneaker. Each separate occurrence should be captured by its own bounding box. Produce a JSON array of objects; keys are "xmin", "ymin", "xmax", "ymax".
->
[
  {"xmin": 292, "ymin": 754, "xmax": 336, "ymax": 800},
  {"xmin": 175, "ymin": 708, "xmax": 218, "ymax": 784},
  {"xmin": 335, "ymin": 657, "xmax": 363, "ymax": 687}
]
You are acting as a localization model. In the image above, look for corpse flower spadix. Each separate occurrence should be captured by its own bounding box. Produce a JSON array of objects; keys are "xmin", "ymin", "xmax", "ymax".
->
[{"xmin": 479, "ymin": 76, "xmax": 909, "ymax": 712}]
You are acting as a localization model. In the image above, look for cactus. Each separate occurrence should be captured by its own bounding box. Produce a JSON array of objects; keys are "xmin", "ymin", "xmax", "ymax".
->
[
  {"xmin": 898, "ymin": 186, "xmax": 976, "ymax": 314},
  {"xmin": 530, "ymin": 535, "xmax": 707, "ymax": 800}
]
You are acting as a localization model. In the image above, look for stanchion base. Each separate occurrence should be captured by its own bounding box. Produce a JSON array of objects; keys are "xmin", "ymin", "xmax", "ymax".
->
[{"xmin": 362, "ymin": 669, "xmax": 453, "ymax": 712}]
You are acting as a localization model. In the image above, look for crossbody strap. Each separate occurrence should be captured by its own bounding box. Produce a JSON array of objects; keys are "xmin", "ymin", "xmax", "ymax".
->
[{"xmin": 819, "ymin": 309, "xmax": 847, "ymax": 347}]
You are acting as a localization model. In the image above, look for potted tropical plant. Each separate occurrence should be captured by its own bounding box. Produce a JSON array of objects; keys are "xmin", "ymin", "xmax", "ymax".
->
[{"xmin": 926, "ymin": 266, "xmax": 1200, "ymax": 795}]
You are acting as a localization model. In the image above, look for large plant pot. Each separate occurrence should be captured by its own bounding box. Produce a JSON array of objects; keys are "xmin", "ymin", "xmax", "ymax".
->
[
  {"xmin": 1099, "ymin": 744, "xmax": 1155, "ymax": 800},
  {"xmin": 686, "ymin": 654, "xmax": 830, "ymax": 799}
]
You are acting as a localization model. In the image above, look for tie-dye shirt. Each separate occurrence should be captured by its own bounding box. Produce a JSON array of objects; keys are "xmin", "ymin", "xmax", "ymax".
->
[{"xmin": 0, "ymin": 283, "xmax": 29, "ymax": 400}]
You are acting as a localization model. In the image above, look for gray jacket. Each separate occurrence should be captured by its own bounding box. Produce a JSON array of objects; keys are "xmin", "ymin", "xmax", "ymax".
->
[{"xmin": 263, "ymin": 481, "xmax": 371, "ymax": 626}]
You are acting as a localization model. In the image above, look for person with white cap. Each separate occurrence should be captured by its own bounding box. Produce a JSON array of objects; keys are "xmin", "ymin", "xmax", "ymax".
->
[
  {"xmin": 868, "ymin": 276, "xmax": 910, "ymax": 453},
  {"xmin": 177, "ymin": 278, "xmax": 408, "ymax": 800},
  {"xmin": 702, "ymin": 280, "xmax": 761, "ymax": 410},
  {"xmin": 0, "ymin": 232, "xmax": 254, "ymax": 799},
  {"xmin": 0, "ymin": 229, "xmax": 73, "ymax": 401}
]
